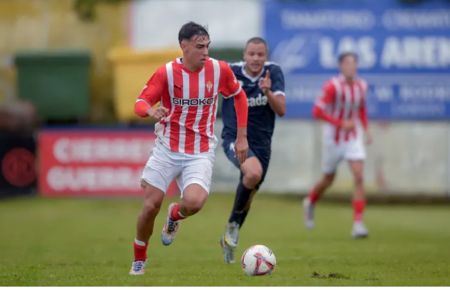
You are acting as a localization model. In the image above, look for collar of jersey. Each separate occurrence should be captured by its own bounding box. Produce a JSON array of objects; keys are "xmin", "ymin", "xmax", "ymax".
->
[
  {"xmin": 241, "ymin": 62, "xmax": 265, "ymax": 83},
  {"xmin": 176, "ymin": 57, "xmax": 205, "ymax": 74},
  {"xmin": 338, "ymin": 73, "xmax": 359, "ymax": 84}
]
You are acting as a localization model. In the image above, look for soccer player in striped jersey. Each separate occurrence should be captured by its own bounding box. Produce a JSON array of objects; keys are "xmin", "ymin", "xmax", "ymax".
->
[
  {"xmin": 129, "ymin": 22, "xmax": 249, "ymax": 275},
  {"xmin": 303, "ymin": 52, "xmax": 372, "ymax": 239},
  {"xmin": 219, "ymin": 37, "xmax": 286, "ymax": 263}
]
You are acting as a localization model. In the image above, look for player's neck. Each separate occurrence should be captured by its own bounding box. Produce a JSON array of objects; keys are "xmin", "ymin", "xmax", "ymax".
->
[
  {"xmin": 342, "ymin": 75, "xmax": 355, "ymax": 83},
  {"xmin": 244, "ymin": 65, "xmax": 262, "ymax": 78},
  {"xmin": 181, "ymin": 58, "xmax": 203, "ymax": 72}
]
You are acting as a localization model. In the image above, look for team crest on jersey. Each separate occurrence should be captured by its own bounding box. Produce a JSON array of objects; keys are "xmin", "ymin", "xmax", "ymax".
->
[{"xmin": 206, "ymin": 81, "xmax": 213, "ymax": 94}]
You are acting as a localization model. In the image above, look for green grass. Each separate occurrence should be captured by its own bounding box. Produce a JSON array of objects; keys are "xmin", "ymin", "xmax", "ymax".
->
[{"xmin": 0, "ymin": 194, "xmax": 449, "ymax": 286}]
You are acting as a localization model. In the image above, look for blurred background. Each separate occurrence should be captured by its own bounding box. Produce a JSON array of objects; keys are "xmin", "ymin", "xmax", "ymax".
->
[{"xmin": 1, "ymin": 0, "xmax": 450, "ymax": 201}]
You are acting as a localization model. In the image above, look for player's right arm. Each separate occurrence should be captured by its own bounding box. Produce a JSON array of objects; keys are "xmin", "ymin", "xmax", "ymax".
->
[
  {"xmin": 134, "ymin": 66, "xmax": 169, "ymax": 122},
  {"xmin": 312, "ymin": 81, "xmax": 353, "ymax": 131}
]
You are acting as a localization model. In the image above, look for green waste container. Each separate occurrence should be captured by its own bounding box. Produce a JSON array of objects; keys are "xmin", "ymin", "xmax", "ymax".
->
[
  {"xmin": 209, "ymin": 48, "xmax": 242, "ymax": 63},
  {"xmin": 14, "ymin": 50, "xmax": 91, "ymax": 121}
]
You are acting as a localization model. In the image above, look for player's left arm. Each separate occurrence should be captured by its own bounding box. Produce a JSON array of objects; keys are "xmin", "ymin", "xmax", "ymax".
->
[
  {"xmin": 259, "ymin": 65, "xmax": 286, "ymax": 117},
  {"xmin": 359, "ymin": 81, "xmax": 372, "ymax": 144},
  {"xmin": 219, "ymin": 61, "xmax": 249, "ymax": 164}
]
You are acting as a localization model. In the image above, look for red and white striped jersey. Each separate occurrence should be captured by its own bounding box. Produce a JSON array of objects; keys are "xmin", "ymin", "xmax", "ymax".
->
[
  {"xmin": 313, "ymin": 75, "xmax": 369, "ymax": 144},
  {"xmin": 137, "ymin": 57, "xmax": 241, "ymax": 154}
]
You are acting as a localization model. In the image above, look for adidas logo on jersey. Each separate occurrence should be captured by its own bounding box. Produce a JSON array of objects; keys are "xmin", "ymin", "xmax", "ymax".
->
[
  {"xmin": 172, "ymin": 97, "xmax": 214, "ymax": 106},
  {"xmin": 248, "ymin": 94, "xmax": 268, "ymax": 107}
]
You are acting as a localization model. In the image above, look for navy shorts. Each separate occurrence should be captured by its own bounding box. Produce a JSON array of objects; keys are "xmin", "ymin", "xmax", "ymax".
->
[{"xmin": 222, "ymin": 138, "xmax": 271, "ymax": 187}]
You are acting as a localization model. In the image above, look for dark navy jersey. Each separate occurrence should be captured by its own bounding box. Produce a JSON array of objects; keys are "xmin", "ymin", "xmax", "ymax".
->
[{"xmin": 221, "ymin": 62, "xmax": 285, "ymax": 148}]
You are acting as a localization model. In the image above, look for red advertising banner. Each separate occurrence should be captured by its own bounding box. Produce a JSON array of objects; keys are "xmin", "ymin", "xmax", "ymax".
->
[{"xmin": 38, "ymin": 129, "xmax": 178, "ymax": 197}]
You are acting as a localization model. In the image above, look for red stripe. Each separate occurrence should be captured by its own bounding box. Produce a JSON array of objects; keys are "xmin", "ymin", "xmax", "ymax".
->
[
  {"xmin": 345, "ymin": 82, "xmax": 355, "ymax": 141},
  {"xmin": 355, "ymin": 80, "xmax": 366, "ymax": 139},
  {"xmin": 330, "ymin": 79, "xmax": 336, "ymax": 115},
  {"xmin": 170, "ymin": 64, "xmax": 183, "ymax": 152},
  {"xmin": 184, "ymin": 72, "xmax": 199, "ymax": 154},
  {"xmin": 161, "ymin": 65, "xmax": 171, "ymax": 138},
  {"xmin": 199, "ymin": 61, "xmax": 214, "ymax": 152},
  {"xmin": 208, "ymin": 97, "xmax": 218, "ymax": 149}
]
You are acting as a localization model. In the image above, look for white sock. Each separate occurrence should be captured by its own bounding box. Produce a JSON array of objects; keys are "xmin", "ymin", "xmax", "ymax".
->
[{"xmin": 134, "ymin": 239, "xmax": 146, "ymax": 246}]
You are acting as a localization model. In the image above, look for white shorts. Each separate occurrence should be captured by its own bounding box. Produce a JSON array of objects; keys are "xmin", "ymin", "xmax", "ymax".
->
[
  {"xmin": 322, "ymin": 138, "xmax": 366, "ymax": 174},
  {"xmin": 141, "ymin": 141, "xmax": 215, "ymax": 195}
]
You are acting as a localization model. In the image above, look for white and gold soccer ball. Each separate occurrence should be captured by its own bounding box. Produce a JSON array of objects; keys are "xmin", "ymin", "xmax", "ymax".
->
[{"xmin": 240, "ymin": 245, "xmax": 276, "ymax": 276}]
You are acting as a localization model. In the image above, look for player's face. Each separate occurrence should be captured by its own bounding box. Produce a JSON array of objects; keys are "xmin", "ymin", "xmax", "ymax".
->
[
  {"xmin": 339, "ymin": 55, "xmax": 358, "ymax": 79},
  {"xmin": 244, "ymin": 42, "xmax": 267, "ymax": 76},
  {"xmin": 182, "ymin": 35, "xmax": 210, "ymax": 69}
]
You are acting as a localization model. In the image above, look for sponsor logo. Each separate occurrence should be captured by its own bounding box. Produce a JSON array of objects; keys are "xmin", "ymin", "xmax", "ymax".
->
[
  {"xmin": 1, "ymin": 148, "xmax": 35, "ymax": 187},
  {"xmin": 248, "ymin": 94, "xmax": 268, "ymax": 107},
  {"xmin": 172, "ymin": 97, "xmax": 214, "ymax": 106}
]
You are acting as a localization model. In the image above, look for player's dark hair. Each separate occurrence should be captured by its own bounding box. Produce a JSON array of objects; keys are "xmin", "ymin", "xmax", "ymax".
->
[
  {"xmin": 178, "ymin": 21, "xmax": 209, "ymax": 44},
  {"xmin": 245, "ymin": 37, "xmax": 268, "ymax": 51},
  {"xmin": 338, "ymin": 52, "xmax": 358, "ymax": 64}
]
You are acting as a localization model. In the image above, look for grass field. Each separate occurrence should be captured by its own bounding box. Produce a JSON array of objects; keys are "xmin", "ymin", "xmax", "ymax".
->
[{"xmin": 0, "ymin": 194, "xmax": 449, "ymax": 286}]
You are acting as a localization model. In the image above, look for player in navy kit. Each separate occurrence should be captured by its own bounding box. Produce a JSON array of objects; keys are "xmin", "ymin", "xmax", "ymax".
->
[{"xmin": 219, "ymin": 37, "xmax": 286, "ymax": 263}]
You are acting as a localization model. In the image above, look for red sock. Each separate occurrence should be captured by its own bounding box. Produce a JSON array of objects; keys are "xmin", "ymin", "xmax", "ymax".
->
[
  {"xmin": 133, "ymin": 240, "xmax": 147, "ymax": 262},
  {"xmin": 353, "ymin": 199, "xmax": 366, "ymax": 222},
  {"xmin": 170, "ymin": 203, "xmax": 186, "ymax": 221},
  {"xmin": 308, "ymin": 189, "xmax": 321, "ymax": 204}
]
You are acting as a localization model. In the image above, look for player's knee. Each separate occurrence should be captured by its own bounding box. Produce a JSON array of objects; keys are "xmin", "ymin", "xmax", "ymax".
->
[
  {"xmin": 243, "ymin": 170, "xmax": 262, "ymax": 188},
  {"xmin": 183, "ymin": 195, "xmax": 207, "ymax": 215},
  {"xmin": 354, "ymin": 174, "xmax": 364, "ymax": 186},
  {"xmin": 143, "ymin": 199, "xmax": 162, "ymax": 217}
]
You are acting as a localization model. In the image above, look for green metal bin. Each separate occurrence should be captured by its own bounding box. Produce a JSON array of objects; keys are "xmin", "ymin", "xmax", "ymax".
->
[{"xmin": 14, "ymin": 51, "xmax": 90, "ymax": 121}]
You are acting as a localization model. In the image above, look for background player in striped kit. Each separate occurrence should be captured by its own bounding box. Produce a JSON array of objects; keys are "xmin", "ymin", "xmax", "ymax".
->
[
  {"xmin": 219, "ymin": 37, "xmax": 286, "ymax": 263},
  {"xmin": 303, "ymin": 52, "xmax": 373, "ymax": 239},
  {"xmin": 129, "ymin": 22, "xmax": 249, "ymax": 275}
]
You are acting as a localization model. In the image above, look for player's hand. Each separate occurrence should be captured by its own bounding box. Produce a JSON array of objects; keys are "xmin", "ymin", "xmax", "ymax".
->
[
  {"xmin": 341, "ymin": 120, "xmax": 355, "ymax": 131},
  {"xmin": 366, "ymin": 130, "xmax": 373, "ymax": 145},
  {"xmin": 234, "ymin": 136, "xmax": 248, "ymax": 164},
  {"xmin": 147, "ymin": 106, "xmax": 169, "ymax": 122},
  {"xmin": 258, "ymin": 70, "xmax": 272, "ymax": 95}
]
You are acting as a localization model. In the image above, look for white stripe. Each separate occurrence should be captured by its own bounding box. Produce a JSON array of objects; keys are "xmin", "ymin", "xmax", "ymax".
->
[
  {"xmin": 272, "ymin": 90, "xmax": 285, "ymax": 96},
  {"xmin": 135, "ymin": 98, "xmax": 150, "ymax": 106},
  {"xmin": 344, "ymin": 84, "xmax": 352, "ymax": 118},
  {"xmin": 207, "ymin": 59, "xmax": 220, "ymax": 150},
  {"xmin": 193, "ymin": 68, "xmax": 205, "ymax": 154},
  {"xmin": 210, "ymin": 93, "xmax": 220, "ymax": 152},
  {"xmin": 223, "ymin": 86, "xmax": 242, "ymax": 99},
  {"xmin": 178, "ymin": 70, "xmax": 190, "ymax": 154},
  {"xmin": 207, "ymin": 59, "xmax": 220, "ymax": 137},
  {"xmin": 162, "ymin": 62, "xmax": 175, "ymax": 147}
]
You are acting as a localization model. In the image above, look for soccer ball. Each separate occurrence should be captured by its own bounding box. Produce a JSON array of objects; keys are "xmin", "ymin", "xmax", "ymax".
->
[{"xmin": 241, "ymin": 245, "xmax": 276, "ymax": 276}]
